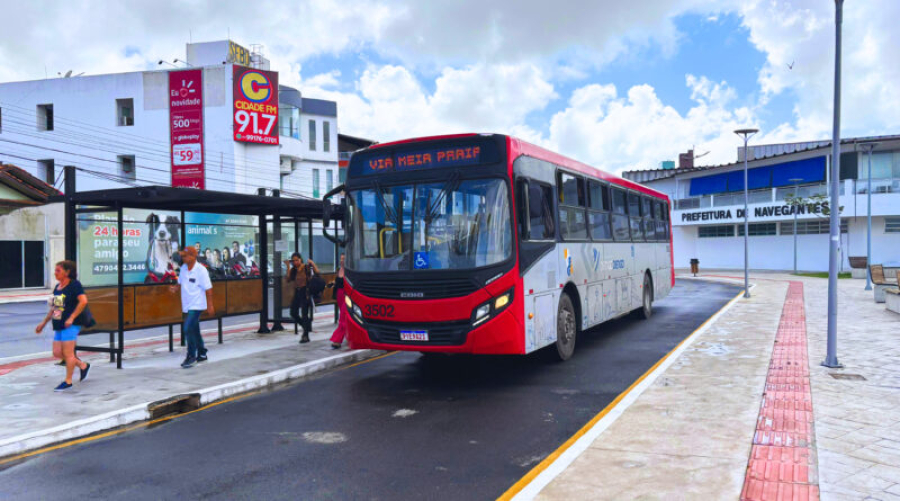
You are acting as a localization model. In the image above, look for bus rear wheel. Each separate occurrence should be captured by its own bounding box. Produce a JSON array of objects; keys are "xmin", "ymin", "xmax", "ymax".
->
[
  {"xmin": 554, "ymin": 293, "xmax": 577, "ymax": 361},
  {"xmin": 636, "ymin": 273, "xmax": 653, "ymax": 320}
]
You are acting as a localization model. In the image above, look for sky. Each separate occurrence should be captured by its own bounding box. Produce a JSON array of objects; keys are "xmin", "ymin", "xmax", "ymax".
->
[{"xmin": 0, "ymin": 0, "xmax": 898, "ymax": 174}]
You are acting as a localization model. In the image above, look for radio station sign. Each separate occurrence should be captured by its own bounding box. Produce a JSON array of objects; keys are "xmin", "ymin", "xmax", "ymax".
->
[
  {"xmin": 168, "ymin": 69, "xmax": 205, "ymax": 189},
  {"xmin": 232, "ymin": 66, "xmax": 279, "ymax": 145},
  {"xmin": 678, "ymin": 201, "xmax": 829, "ymax": 223}
]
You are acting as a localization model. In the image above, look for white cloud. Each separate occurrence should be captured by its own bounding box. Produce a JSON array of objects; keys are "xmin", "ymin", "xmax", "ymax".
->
[{"xmin": 546, "ymin": 77, "xmax": 755, "ymax": 174}]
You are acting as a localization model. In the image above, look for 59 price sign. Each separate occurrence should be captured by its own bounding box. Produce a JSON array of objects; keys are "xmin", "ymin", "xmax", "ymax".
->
[
  {"xmin": 232, "ymin": 66, "xmax": 279, "ymax": 145},
  {"xmin": 173, "ymin": 143, "xmax": 203, "ymax": 166}
]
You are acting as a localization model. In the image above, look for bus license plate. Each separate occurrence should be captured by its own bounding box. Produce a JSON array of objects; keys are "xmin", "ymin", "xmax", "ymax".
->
[{"xmin": 400, "ymin": 330, "xmax": 429, "ymax": 341}]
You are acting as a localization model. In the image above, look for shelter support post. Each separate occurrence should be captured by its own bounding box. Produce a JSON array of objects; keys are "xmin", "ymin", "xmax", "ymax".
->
[
  {"xmin": 218, "ymin": 317, "xmax": 223, "ymax": 344},
  {"xmin": 169, "ymin": 325, "xmax": 174, "ymax": 352},
  {"xmin": 258, "ymin": 199, "xmax": 271, "ymax": 333},
  {"xmin": 272, "ymin": 190, "xmax": 285, "ymax": 331},
  {"xmin": 334, "ymin": 220, "xmax": 339, "ymax": 324},
  {"xmin": 64, "ymin": 166, "xmax": 77, "ymax": 261},
  {"xmin": 116, "ymin": 204, "xmax": 124, "ymax": 369}
]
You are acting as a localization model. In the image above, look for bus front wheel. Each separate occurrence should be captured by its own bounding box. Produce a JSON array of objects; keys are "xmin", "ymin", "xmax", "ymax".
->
[{"xmin": 554, "ymin": 293, "xmax": 577, "ymax": 361}]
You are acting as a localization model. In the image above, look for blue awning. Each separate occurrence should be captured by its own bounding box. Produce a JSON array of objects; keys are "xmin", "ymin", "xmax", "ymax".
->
[
  {"xmin": 748, "ymin": 167, "xmax": 772, "ymax": 189},
  {"xmin": 725, "ymin": 171, "xmax": 744, "ymax": 192},
  {"xmin": 689, "ymin": 173, "xmax": 728, "ymax": 196},
  {"xmin": 771, "ymin": 157, "xmax": 826, "ymax": 186}
]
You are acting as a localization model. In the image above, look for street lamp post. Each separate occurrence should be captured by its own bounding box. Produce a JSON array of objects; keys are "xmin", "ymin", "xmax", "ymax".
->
[
  {"xmin": 859, "ymin": 142, "xmax": 878, "ymax": 291},
  {"xmin": 823, "ymin": 0, "xmax": 843, "ymax": 369},
  {"xmin": 735, "ymin": 128, "xmax": 759, "ymax": 299},
  {"xmin": 789, "ymin": 178, "xmax": 804, "ymax": 274}
]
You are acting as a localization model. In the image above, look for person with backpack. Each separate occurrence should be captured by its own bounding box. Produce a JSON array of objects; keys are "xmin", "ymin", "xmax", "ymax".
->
[
  {"xmin": 286, "ymin": 253, "xmax": 319, "ymax": 343},
  {"xmin": 35, "ymin": 260, "xmax": 92, "ymax": 392}
]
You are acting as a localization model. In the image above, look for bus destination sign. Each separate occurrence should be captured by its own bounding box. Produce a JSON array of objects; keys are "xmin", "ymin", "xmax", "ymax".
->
[{"xmin": 361, "ymin": 145, "xmax": 484, "ymax": 175}]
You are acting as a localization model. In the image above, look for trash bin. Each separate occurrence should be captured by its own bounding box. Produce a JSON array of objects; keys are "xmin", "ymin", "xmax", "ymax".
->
[{"xmin": 690, "ymin": 258, "xmax": 699, "ymax": 277}]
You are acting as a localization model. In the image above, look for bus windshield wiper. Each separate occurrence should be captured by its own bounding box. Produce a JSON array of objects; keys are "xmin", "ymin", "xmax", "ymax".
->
[
  {"xmin": 373, "ymin": 180, "xmax": 400, "ymax": 227},
  {"xmin": 424, "ymin": 171, "xmax": 461, "ymax": 224}
]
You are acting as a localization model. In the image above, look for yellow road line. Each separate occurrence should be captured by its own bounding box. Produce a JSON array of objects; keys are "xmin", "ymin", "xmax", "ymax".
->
[
  {"xmin": 497, "ymin": 289, "xmax": 745, "ymax": 501},
  {"xmin": 1, "ymin": 351, "xmax": 397, "ymax": 466}
]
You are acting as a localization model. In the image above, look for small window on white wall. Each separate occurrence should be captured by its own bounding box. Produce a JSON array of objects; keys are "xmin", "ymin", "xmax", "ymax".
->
[
  {"xmin": 309, "ymin": 120, "xmax": 317, "ymax": 151},
  {"xmin": 37, "ymin": 159, "xmax": 55, "ymax": 184},
  {"xmin": 313, "ymin": 168, "xmax": 320, "ymax": 198},
  {"xmin": 326, "ymin": 169, "xmax": 333, "ymax": 192},
  {"xmin": 886, "ymin": 217, "xmax": 900, "ymax": 234},
  {"xmin": 37, "ymin": 104, "xmax": 54, "ymax": 131},
  {"xmin": 323, "ymin": 121, "xmax": 331, "ymax": 152},
  {"xmin": 118, "ymin": 155, "xmax": 136, "ymax": 180},
  {"xmin": 116, "ymin": 98, "xmax": 134, "ymax": 126}
]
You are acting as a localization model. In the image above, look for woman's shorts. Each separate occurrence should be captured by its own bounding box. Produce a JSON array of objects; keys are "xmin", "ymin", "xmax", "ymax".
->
[{"xmin": 53, "ymin": 325, "xmax": 82, "ymax": 342}]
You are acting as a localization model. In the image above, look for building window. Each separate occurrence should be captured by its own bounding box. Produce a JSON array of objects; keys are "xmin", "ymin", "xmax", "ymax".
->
[
  {"xmin": 780, "ymin": 220, "xmax": 849, "ymax": 235},
  {"xmin": 323, "ymin": 121, "xmax": 331, "ymax": 152},
  {"xmin": 886, "ymin": 217, "xmax": 900, "ymax": 234},
  {"xmin": 37, "ymin": 104, "xmax": 53, "ymax": 131},
  {"xmin": 37, "ymin": 159, "xmax": 55, "ymax": 184},
  {"xmin": 279, "ymin": 105, "xmax": 300, "ymax": 139},
  {"xmin": 339, "ymin": 167, "xmax": 347, "ymax": 184},
  {"xmin": 308, "ymin": 120, "xmax": 317, "ymax": 151},
  {"xmin": 698, "ymin": 225, "xmax": 734, "ymax": 238},
  {"xmin": 116, "ymin": 98, "xmax": 134, "ymax": 126},
  {"xmin": 313, "ymin": 168, "xmax": 320, "ymax": 198},
  {"xmin": 326, "ymin": 169, "xmax": 333, "ymax": 192},
  {"xmin": 118, "ymin": 155, "xmax": 136, "ymax": 181},
  {"xmin": 737, "ymin": 223, "xmax": 777, "ymax": 236}
]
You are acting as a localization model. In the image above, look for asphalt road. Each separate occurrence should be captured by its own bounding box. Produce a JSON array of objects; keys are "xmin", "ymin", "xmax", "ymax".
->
[
  {"xmin": 0, "ymin": 279, "xmax": 740, "ymax": 500},
  {"xmin": 0, "ymin": 299, "xmax": 334, "ymax": 359}
]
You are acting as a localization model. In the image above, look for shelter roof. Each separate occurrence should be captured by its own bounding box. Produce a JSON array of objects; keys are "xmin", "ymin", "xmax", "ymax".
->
[{"xmin": 50, "ymin": 185, "xmax": 332, "ymax": 218}]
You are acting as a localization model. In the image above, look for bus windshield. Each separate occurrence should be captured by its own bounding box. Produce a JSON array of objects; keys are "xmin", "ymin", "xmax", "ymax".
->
[{"xmin": 347, "ymin": 178, "xmax": 512, "ymax": 272}]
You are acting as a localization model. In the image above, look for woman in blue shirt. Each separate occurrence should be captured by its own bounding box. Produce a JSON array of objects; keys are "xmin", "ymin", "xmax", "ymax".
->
[{"xmin": 35, "ymin": 260, "xmax": 92, "ymax": 391}]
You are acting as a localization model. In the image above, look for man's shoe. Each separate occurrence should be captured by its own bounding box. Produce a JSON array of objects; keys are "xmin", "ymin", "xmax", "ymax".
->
[
  {"xmin": 197, "ymin": 354, "xmax": 208, "ymax": 363},
  {"xmin": 79, "ymin": 363, "xmax": 91, "ymax": 382},
  {"xmin": 331, "ymin": 343, "xmax": 341, "ymax": 349},
  {"xmin": 181, "ymin": 357, "xmax": 197, "ymax": 368},
  {"xmin": 54, "ymin": 381, "xmax": 73, "ymax": 392},
  {"xmin": 300, "ymin": 334, "xmax": 310, "ymax": 344}
]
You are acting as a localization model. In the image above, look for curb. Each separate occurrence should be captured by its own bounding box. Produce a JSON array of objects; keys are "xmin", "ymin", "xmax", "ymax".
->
[{"xmin": 0, "ymin": 348, "xmax": 382, "ymax": 460}]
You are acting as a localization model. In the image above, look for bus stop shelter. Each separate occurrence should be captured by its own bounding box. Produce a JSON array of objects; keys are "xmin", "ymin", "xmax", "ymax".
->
[{"xmin": 53, "ymin": 180, "xmax": 341, "ymax": 368}]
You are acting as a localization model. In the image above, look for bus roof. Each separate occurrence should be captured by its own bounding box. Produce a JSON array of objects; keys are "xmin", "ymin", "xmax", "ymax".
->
[{"xmin": 366, "ymin": 133, "xmax": 669, "ymax": 202}]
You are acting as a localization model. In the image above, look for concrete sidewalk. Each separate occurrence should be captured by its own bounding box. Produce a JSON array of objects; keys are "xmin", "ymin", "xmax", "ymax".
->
[
  {"xmin": 0, "ymin": 288, "xmax": 53, "ymax": 304},
  {"xmin": 518, "ymin": 271, "xmax": 900, "ymax": 500},
  {"xmin": 0, "ymin": 314, "xmax": 381, "ymax": 459}
]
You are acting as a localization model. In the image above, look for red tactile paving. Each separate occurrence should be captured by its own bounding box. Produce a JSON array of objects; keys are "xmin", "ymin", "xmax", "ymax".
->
[{"xmin": 741, "ymin": 282, "xmax": 819, "ymax": 501}]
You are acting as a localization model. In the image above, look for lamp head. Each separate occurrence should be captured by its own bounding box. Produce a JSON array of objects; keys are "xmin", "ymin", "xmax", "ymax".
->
[{"xmin": 734, "ymin": 128, "xmax": 759, "ymax": 136}]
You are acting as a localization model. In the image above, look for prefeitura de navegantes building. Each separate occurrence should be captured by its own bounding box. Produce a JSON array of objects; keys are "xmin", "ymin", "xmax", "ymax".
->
[{"xmin": 624, "ymin": 136, "xmax": 900, "ymax": 272}]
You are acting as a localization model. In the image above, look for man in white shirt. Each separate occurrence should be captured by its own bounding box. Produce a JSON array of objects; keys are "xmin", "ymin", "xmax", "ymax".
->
[{"xmin": 170, "ymin": 246, "xmax": 214, "ymax": 368}]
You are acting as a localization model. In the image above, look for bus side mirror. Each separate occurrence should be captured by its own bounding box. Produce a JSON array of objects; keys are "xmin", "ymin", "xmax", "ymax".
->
[{"xmin": 322, "ymin": 184, "xmax": 352, "ymax": 247}]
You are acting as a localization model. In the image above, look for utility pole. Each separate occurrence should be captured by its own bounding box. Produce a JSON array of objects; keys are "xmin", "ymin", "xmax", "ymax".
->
[
  {"xmin": 858, "ymin": 142, "xmax": 877, "ymax": 291},
  {"xmin": 823, "ymin": 0, "xmax": 844, "ymax": 369}
]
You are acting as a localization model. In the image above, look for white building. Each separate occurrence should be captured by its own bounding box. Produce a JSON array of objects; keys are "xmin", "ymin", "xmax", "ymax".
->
[
  {"xmin": 623, "ymin": 136, "xmax": 900, "ymax": 272},
  {"xmin": 0, "ymin": 40, "xmax": 339, "ymax": 198}
]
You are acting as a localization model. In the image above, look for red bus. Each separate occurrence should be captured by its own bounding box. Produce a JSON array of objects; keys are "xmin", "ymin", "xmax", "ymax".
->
[{"xmin": 324, "ymin": 134, "xmax": 673, "ymax": 360}]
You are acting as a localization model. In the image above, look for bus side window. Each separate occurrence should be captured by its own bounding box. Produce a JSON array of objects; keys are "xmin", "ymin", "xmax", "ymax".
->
[
  {"xmin": 588, "ymin": 180, "xmax": 612, "ymax": 241},
  {"xmin": 516, "ymin": 178, "xmax": 530, "ymax": 239},
  {"xmin": 524, "ymin": 181, "xmax": 555, "ymax": 240},
  {"xmin": 641, "ymin": 196, "xmax": 654, "ymax": 242},
  {"xmin": 627, "ymin": 192, "xmax": 643, "ymax": 242},
  {"xmin": 611, "ymin": 188, "xmax": 630, "ymax": 242},
  {"xmin": 557, "ymin": 172, "xmax": 587, "ymax": 240}
]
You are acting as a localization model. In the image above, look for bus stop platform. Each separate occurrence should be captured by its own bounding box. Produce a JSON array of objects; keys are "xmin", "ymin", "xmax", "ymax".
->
[
  {"xmin": 506, "ymin": 271, "xmax": 900, "ymax": 501},
  {"xmin": 0, "ymin": 315, "xmax": 383, "ymax": 459}
]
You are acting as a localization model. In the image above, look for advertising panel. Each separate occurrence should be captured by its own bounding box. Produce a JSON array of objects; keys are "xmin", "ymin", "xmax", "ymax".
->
[
  {"xmin": 77, "ymin": 210, "xmax": 260, "ymax": 287},
  {"xmin": 169, "ymin": 69, "xmax": 205, "ymax": 189},
  {"xmin": 232, "ymin": 65, "xmax": 279, "ymax": 145}
]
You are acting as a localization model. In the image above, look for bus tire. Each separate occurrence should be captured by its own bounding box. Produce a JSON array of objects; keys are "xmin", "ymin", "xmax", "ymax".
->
[
  {"xmin": 636, "ymin": 273, "xmax": 653, "ymax": 320},
  {"xmin": 554, "ymin": 293, "xmax": 577, "ymax": 361}
]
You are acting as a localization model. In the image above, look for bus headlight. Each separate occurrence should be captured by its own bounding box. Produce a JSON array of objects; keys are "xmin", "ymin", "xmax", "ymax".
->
[
  {"xmin": 471, "ymin": 288, "xmax": 514, "ymax": 327},
  {"xmin": 346, "ymin": 295, "xmax": 363, "ymax": 324},
  {"xmin": 345, "ymin": 294, "xmax": 353, "ymax": 310}
]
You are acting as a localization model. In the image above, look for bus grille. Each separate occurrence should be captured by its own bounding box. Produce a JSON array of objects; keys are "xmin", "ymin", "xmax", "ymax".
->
[
  {"xmin": 351, "ymin": 276, "xmax": 479, "ymax": 299},
  {"xmin": 364, "ymin": 319, "xmax": 471, "ymax": 346}
]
